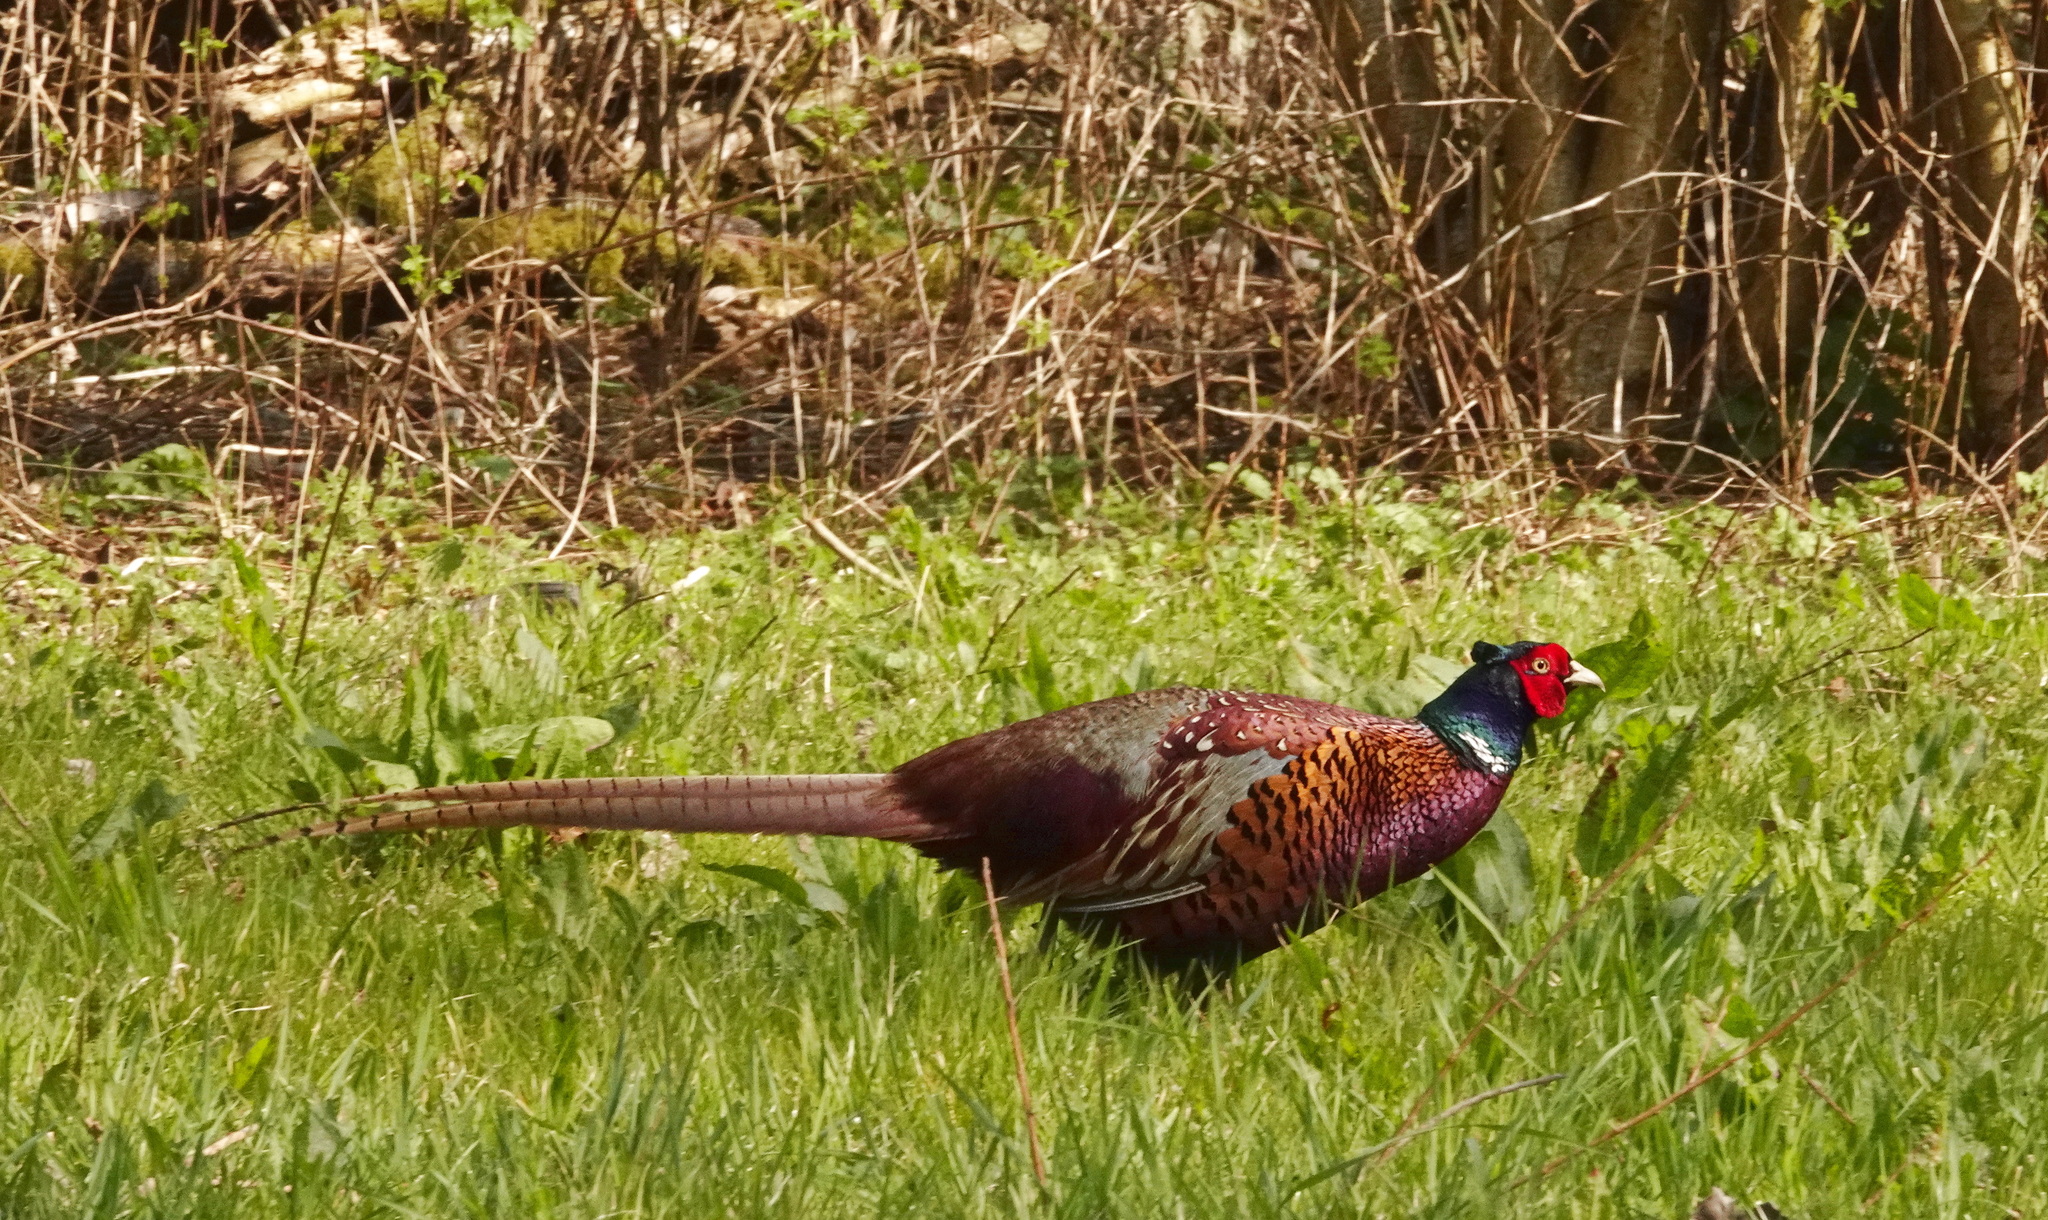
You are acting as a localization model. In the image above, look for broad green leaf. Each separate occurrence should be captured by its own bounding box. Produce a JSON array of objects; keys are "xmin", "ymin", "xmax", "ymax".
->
[
  {"xmin": 599, "ymin": 697, "xmax": 643, "ymax": 741},
  {"xmin": 787, "ymin": 836, "xmax": 856, "ymax": 914},
  {"xmin": 1898, "ymin": 571, "xmax": 1940, "ymax": 629},
  {"xmin": 1573, "ymin": 754, "xmax": 1631, "ymax": 878},
  {"xmin": 471, "ymin": 722, "xmax": 533, "ymax": 756},
  {"xmin": 70, "ymin": 778, "xmax": 187, "ymax": 862},
  {"xmin": 801, "ymin": 881, "xmax": 850, "ymax": 915},
  {"xmin": 367, "ymin": 761, "xmax": 421, "ymax": 792},
  {"xmin": 1235, "ymin": 468, "xmax": 1275, "ymax": 501},
  {"xmin": 430, "ymin": 536, "xmax": 466, "ymax": 579},
  {"xmin": 1574, "ymin": 635, "xmax": 1672, "ymax": 700},
  {"xmin": 704, "ymin": 862, "xmax": 813, "ymax": 908},
  {"xmin": 1410, "ymin": 653, "xmax": 1468, "ymax": 688},
  {"xmin": 1721, "ymin": 993, "xmax": 1760, "ymax": 1039},
  {"xmin": 1897, "ymin": 572, "xmax": 1982, "ymax": 632},
  {"xmin": 470, "ymin": 900, "xmax": 511, "ymax": 940},
  {"xmin": 516, "ymin": 626, "xmax": 565, "ymax": 696},
  {"xmin": 304, "ymin": 724, "xmax": 351, "ymax": 753},
  {"xmin": 1022, "ymin": 629, "xmax": 1062, "ymax": 713},
  {"xmin": 534, "ymin": 715, "xmax": 616, "ymax": 754},
  {"xmin": 1881, "ymin": 707, "xmax": 1989, "ymax": 876},
  {"xmin": 1360, "ymin": 653, "xmax": 1466, "ymax": 716},
  {"xmin": 305, "ymin": 723, "xmax": 362, "ymax": 774},
  {"xmin": 1438, "ymin": 811, "xmax": 1533, "ymax": 930},
  {"xmin": 473, "ymin": 716, "xmax": 615, "ymax": 757}
]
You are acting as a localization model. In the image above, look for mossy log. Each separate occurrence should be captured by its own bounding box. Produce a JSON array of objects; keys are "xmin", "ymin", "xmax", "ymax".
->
[
  {"xmin": 217, "ymin": 222, "xmax": 401, "ymax": 298},
  {"xmin": 4, "ymin": 205, "xmax": 797, "ymax": 319},
  {"xmin": 7, "ymin": 222, "xmax": 397, "ymax": 315},
  {"xmin": 440, "ymin": 207, "xmax": 785, "ymax": 297}
]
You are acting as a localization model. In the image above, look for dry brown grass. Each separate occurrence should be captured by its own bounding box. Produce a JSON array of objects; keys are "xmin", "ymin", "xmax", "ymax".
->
[{"xmin": 0, "ymin": 0, "xmax": 2040, "ymax": 540}]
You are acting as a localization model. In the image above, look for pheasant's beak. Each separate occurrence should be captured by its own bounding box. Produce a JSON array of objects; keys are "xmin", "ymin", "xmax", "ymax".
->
[{"xmin": 1564, "ymin": 660, "xmax": 1604, "ymax": 690}]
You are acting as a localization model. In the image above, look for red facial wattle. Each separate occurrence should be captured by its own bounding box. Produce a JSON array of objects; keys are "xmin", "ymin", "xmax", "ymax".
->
[{"xmin": 1511, "ymin": 643, "xmax": 1575, "ymax": 718}]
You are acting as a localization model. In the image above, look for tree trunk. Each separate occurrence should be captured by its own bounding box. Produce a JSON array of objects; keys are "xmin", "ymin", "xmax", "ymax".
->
[
  {"xmin": 1552, "ymin": 0, "xmax": 1727, "ymax": 440},
  {"xmin": 1313, "ymin": 0, "xmax": 1447, "ymax": 216},
  {"xmin": 1925, "ymin": 0, "xmax": 2030, "ymax": 466},
  {"xmin": 1492, "ymin": 0, "xmax": 1587, "ymax": 356},
  {"xmin": 1731, "ymin": 0, "xmax": 1830, "ymax": 398}
]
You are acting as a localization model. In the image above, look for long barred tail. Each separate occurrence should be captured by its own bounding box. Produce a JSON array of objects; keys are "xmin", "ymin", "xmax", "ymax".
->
[{"xmin": 217, "ymin": 774, "xmax": 936, "ymax": 847}]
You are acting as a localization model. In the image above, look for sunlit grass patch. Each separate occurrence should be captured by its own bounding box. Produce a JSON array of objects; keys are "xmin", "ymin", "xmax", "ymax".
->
[{"xmin": 2, "ymin": 472, "xmax": 2043, "ymax": 1217}]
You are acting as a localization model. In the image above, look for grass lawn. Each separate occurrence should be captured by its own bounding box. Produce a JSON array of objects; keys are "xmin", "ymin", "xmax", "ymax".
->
[{"xmin": 3, "ymin": 470, "xmax": 2043, "ymax": 1217}]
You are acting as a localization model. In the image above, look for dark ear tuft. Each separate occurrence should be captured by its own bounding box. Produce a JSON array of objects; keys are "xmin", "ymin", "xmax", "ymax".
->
[{"xmin": 1471, "ymin": 641, "xmax": 1507, "ymax": 664}]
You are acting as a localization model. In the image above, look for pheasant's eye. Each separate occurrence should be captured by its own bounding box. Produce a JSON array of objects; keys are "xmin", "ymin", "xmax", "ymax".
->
[{"xmin": 1529, "ymin": 658, "xmax": 1551, "ymax": 675}]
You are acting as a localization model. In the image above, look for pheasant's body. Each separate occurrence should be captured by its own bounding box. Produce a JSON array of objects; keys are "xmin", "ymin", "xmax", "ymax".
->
[
  {"xmin": 899, "ymin": 688, "xmax": 1512, "ymax": 960},
  {"xmin": 232, "ymin": 641, "xmax": 1598, "ymax": 965}
]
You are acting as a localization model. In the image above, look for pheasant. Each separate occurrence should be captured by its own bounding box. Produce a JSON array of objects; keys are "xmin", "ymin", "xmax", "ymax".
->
[{"xmin": 229, "ymin": 640, "xmax": 1600, "ymax": 964}]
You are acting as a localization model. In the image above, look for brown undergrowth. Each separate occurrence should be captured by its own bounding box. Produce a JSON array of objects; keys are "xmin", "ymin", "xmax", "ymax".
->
[{"xmin": 0, "ymin": 0, "xmax": 2040, "ymax": 525}]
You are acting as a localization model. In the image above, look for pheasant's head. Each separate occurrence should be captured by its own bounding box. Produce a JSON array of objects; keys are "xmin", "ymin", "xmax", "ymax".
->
[
  {"xmin": 1477, "ymin": 640, "xmax": 1604, "ymax": 718},
  {"xmin": 1418, "ymin": 640, "xmax": 1603, "ymax": 774}
]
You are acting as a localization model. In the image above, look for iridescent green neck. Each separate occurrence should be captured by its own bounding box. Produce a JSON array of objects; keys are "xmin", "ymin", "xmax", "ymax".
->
[{"xmin": 1416, "ymin": 663, "xmax": 1533, "ymax": 776}]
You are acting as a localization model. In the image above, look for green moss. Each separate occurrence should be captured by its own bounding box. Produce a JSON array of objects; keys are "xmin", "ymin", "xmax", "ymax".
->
[
  {"xmin": 305, "ymin": 129, "xmax": 361, "ymax": 162},
  {"xmin": 442, "ymin": 208, "xmax": 639, "ymax": 295},
  {"xmin": 689, "ymin": 220, "xmax": 794, "ymax": 289},
  {"xmin": 338, "ymin": 103, "xmax": 485, "ymax": 227},
  {"xmin": 440, "ymin": 207, "xmax": 799, "ymax": 298},
  {"xmin": 0, "ymin": 236, "xmax": 42, "ymax": 310}
]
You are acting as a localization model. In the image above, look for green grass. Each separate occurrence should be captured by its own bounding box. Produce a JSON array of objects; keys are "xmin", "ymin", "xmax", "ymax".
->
[{"xmin": 4, "ymin": 469, "xmax": 2046, "ymax": 1217}]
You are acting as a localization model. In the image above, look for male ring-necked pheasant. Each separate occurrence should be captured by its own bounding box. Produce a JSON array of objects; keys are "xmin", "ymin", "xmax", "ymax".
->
[{"xmin": 233, "ymin": 640, "xmax": 1600, "ymax": 964}]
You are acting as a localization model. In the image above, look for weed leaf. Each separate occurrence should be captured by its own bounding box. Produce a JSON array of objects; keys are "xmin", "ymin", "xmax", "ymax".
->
[
  {"xmin": 1898, "ymin": 572, "xmax": 1982, "ymax": 633},
  {"xmin": 70, "ymin": 778, "xmax": 187, "ymax": 862},
  {"xmin": 1430, "ymin": 811, "xmax": 1534, "ymax": 932},
  {"xmin": 704, "ymin": 863, "xmax": 814, "ymax": 909},
  {"xmin": 1575, "ymin": 634, "xmax": 1671, "ymax": 701}
]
